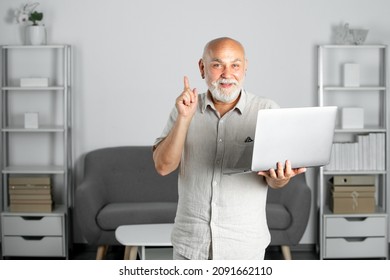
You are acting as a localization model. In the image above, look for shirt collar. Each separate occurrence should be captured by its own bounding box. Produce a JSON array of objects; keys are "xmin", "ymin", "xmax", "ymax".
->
[{"xmin": 201, "ymin": 89, "xmax": 247, "ymax": 115}]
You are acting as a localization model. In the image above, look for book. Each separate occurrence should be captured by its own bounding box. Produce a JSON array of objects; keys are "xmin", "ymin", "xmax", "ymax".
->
[
  {"xmin": 10, "ymin": 203, "xmax": 52, "ymax": 213},
  {"xmin": 324, "ymin": 133, "xmax": 385, "ymax": 171},
  {"xmin": 332, "ymin": 185, "xmax": 375, "ymax": 192},
  {"xmin": 10, "ymin": 199, "xmax": 52, "ymax": 204},
  {"xmin": 9, "ymin": 188, "xmax": 51, "ymax": 195},
  {"xmin": 9, "ymin": 176, "xmax": 51, "ymax": 186},
  {"xmin": 10, "ymin": 194, "xmax": 52, "ymax": 200}
]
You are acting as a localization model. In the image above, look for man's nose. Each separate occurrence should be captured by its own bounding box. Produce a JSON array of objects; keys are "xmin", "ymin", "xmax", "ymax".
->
[{"xmin": 221, "ymin": 66, "xmax": 233, "ymax": 79}]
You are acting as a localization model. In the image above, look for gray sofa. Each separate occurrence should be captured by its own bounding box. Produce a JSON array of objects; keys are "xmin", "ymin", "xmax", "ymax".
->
[
  {"xmin": 75, "ymin": 146, "xmax": 178, "ymax": 259},
  {"xmin": 75, "ymin": 146, "xmax": 311, "ymax": 259}
]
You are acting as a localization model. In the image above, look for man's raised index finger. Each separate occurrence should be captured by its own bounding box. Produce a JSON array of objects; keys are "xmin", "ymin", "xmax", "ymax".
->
[{"xmin": 184, "ymin": 76, "xmax": 190, "ymax": 90}]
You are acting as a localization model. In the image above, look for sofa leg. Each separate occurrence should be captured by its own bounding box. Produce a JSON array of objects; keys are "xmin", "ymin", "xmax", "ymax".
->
[
  {"xmin": 96, "ymin": 245, "xmax": 109, "ymax": 260},
  {"xmin": 124, "ymin": 246, "xmax": 138, "ymax": 260},
  {"xmin": 124, "ymin": 246, "xmax": 130, "ymax": 260},
  {"xmin": 130, "ymin": 246, "xmax": 138, "ymax": 260},
  {"xmin": 281, "ymin": 245, "xmax": 292, "ymax": 260}
]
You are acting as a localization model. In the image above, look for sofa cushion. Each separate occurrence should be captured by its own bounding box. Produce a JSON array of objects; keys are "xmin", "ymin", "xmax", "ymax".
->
[
  {"xmin": 85, "ymin": 146, "xmax": 178, "ymax": 203},
  {"xmin": 266, "ymin": 203, "xmax": 291, "ymax": 230},
  {"xmin": 97, "ymin": 202, "xmax": 177, "ymax": 230}
]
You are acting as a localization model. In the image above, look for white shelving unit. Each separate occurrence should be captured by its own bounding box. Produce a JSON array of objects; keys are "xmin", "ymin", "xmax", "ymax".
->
[
  {"xmin": 317, "ymin": 44, "xmax": 388, "ymax": 259},
  {"xmin": 0, "ymin": 45, "xmax": 72, "ymax": 258}
]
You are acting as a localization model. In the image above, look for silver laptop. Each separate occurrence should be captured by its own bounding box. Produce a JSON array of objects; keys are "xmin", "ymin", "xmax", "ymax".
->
[{"xmin": 224, "ymin": 106, "xmax": 337, "ymax": 175}]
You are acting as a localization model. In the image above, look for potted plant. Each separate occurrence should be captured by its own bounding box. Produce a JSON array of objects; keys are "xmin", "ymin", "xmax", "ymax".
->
[{"xmin": 15, "ymin": 2, "xmax": 46, "ymax": 45}]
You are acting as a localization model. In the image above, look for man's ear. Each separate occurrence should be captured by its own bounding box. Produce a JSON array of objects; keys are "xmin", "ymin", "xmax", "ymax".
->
[{"xmin": 199, "ymin": 59, "xmax": 205, "ymax": 79}]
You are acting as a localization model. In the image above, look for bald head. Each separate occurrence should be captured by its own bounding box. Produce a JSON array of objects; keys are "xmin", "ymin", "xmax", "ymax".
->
[{"xmin": 202, "ymin": 37, "xmax": 246, "ymax": 60}]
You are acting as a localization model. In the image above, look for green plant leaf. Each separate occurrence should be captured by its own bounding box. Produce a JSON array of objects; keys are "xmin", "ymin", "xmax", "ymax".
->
[{"xmin": 29, "ymin": 11, "xmax": 43, "ymax": 25}]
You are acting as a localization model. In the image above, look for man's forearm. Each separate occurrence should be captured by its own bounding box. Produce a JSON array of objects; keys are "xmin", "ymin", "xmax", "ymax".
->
[{"xmin": 153, "ymin": 116, "xmax": 192, "ymax": 176}]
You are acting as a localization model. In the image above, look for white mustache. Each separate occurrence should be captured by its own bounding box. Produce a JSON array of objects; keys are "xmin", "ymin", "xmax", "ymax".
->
[{"xmin": 215, "ymin": 79, "xmax": 238, "ymax": 86}]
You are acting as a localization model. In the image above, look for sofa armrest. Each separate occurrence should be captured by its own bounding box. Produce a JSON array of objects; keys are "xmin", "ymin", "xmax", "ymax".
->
[{"xmin": 75, "ymin": 177, "xmax": 108, "ymax": 244}]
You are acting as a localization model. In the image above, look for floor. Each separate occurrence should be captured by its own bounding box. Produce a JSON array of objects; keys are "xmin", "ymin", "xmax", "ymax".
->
[
  {"xmin": 0, "ymin": 243, "xmax": 319, "ymax": 260},
  {"xmin": 69, "ymin": 244, "xmax": 320, "ymax": 260},
  {"xmin": 3, "ymin": 244, "xmax": 390, "ymax": 260}
]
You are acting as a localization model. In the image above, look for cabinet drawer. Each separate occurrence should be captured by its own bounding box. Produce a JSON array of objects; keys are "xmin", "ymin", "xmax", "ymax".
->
[
  {"xmin": 2, "ymin": 215, "xmax": 64, "ymax": 236},
  {"xmin": 324, "ymin": 237, "xmax": 387, "ymax": 258},
  {"xmin": 2, "ymin": 236, "xmax": 64, "ymax": 257},
  {"xmin": 325, "ymin": 216, "xmax": 386, "ymax": 237}
]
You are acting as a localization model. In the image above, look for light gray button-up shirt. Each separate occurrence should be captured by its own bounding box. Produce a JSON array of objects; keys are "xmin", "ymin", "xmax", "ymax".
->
[{"xmin": 154, "ymin": 90, "xmax": 279, "ymax": 260}]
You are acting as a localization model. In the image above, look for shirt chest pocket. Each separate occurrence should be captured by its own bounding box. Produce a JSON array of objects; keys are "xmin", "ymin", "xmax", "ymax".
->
[{"xmin": 223, "ymin": 139, "xmax": 254, "ymax": 169}]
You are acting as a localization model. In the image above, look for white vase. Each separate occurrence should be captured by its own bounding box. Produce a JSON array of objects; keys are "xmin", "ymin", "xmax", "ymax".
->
[{"xmin": 25, "ymin": 25, "xmax": 47, "ymax": 45}]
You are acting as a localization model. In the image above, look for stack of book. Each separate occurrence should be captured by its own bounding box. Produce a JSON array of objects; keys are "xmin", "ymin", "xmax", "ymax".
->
[
  {"xmin": 324, "ymin": 133, "xmax": 385, "ymax": 171},
  {"xmin": 331, "ymin": 175, "xmax": 376, "ymax": 214},
  {"xmin": 8, "ymin": 176, "xmax": 53, "ymax": 213}
]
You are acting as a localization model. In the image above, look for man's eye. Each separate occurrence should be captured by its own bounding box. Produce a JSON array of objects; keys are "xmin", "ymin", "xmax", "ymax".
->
[
  {"xmin": 212, "ymin": 64, "xmax": 221, "ymax": 68},
  {"xmin": 232, "ymin": 64, "xmax": 240, "ymax": 69}
]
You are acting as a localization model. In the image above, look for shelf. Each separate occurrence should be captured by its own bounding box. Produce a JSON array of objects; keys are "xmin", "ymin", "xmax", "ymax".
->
[
  {"xmin": 322, "ymin": 86, "xmax": 386, "ymax": 91},
  {"xmin": 318, "ymin": 44, "xmax": 388, "ymax": 260},
  {"xmin": 334, "ymin": 127, "xmax": 387, "ymax": 133},
  {"xmin": 1, "ymin": 126, "xmax": 65, "ymax": 133},
  {"xmin": 323, "ymin": 205, "xmax": 387, "ymax": 217},
  {"xmin": 1, "ymin": 44, "xmax": 72, "ymax": 259},
  {"xmin": 2, "ymin": 166, "xmax": 66, "ymax": 174},
  {"xmin": 321, "ymin": 45, "xmax": 387, "ymax": 49},
  {"xmin": 2, "ymin": 204, "xmax": 67, "ymax": 216},
  {"xmin": 2, "ymin": 45, "xmax": 68, "ymax": 49},
  {"xmin": 1, "ymin": 86, "xmax": 65, "ymax": 91},
  {"xmin": 323, "ymin": 170, "xmax": 387, "ymax": 175}
]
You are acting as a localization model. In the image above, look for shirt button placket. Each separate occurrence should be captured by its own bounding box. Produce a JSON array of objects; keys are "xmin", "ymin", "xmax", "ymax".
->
[{"xmin": 210, "ymin": 117, "xmax": 226, "ymax": 259}]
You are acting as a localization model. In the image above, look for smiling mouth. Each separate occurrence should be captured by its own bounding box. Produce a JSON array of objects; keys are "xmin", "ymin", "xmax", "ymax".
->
[
  {"xmin": 219, "ymin": 82, "xmax": 234, "ymax": 88},
  {"xmin": 218, "ymin": 79, "xmax": 238, "ymax": 88}
]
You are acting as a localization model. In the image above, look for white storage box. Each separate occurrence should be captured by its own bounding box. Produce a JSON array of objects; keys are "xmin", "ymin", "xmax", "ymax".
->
[
  {"xmin": 341, "ymin": 107, "xmax": 364, "ymax": 129},
  {"xmin": 24, "ymin": 112, "xmax": 39, "ymax": 129},
  {"xmin": 20, "ymin": 77, "xmax": 49, "ymax": 87},
  {"xmin": 343, "ymin": 63, "xmax": 360, "ymax": 87}
]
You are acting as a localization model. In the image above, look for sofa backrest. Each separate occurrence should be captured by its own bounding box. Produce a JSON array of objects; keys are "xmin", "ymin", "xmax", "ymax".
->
[
  {"xmin": 266, "ymin": 173, "xmax": 307, "ymax": 203},
  {"xmin": 83, "ymin": 146, "xmax": 178, "ymax": 203}
]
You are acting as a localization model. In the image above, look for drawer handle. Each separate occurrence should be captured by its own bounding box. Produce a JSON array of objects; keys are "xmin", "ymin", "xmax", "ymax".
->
[
  {"xmin": 344, "ymin": 237, "xmax": 367, "ymax": 242},
  {"xmin": 344, "ymin": 217, "xmax": 367, "ymax": 222},
  {"xmin": 21, "ymin": 216, "xmax": 44, "ymax": 221},
  {"xmin": 21, "ymin": 236, "xmax": 44, "ymax": 241}
]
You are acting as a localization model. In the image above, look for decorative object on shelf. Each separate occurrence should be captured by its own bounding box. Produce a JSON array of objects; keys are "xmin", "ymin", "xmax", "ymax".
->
[
  {"xmin": 26, "ymin": 25, "xmax": 46, "ymax": 45},
  {"xmin": 20, "ymin": 77, "xmax": 49, "ymax": 87},
  {"xmin": 341, "ymin": 107, "xmax": 364, "ymax": 129},
  {"xmin": 343, "ymin": 63, "xmax": 360, "ymax": 87},
  {"xmin": 334, "ymin": 23, "xmax": 369, "ymax": 45},
  {"xmin": 24, "ymin": 112, "xmax": 39, "ymax": 129},
  {"xmin": 351, "ymin": 29, "xmax": 369, "ymax": 45},
  {"xmin": 14, "ymin": 2, "xmax": 46, "ymax": 45}
]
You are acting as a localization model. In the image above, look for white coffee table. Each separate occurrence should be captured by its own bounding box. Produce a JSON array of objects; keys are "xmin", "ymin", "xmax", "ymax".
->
[{"xmin": 115, "ymin": 223, "xmax": 173, "ymax": 260}]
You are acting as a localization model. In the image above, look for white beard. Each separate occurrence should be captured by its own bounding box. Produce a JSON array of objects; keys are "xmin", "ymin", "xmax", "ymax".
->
[{"xmin": 209, "ymin": 79, "xmax": 242, "ymax": 103}]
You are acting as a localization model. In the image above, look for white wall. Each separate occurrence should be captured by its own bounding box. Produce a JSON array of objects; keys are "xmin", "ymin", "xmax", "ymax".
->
[{"xmin": 1, "ymin": 0, "xmax": 390, "ymax": 244}]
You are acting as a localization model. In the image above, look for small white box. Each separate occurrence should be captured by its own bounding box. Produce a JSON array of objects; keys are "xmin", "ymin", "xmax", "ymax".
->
[
  {"xmin": 343, "ymin": 63, "xmax": 360, "ymax": 87},
  {"xmin": 24, "ymin": 112, "xmax": 39, "ymax": 129},
  {"xmin": 341, "ymin": 107, "xmax": 364, "ymax": 129},
  {"xmin": 20, "ymin": 78, "xmax": 49, "ymax": 87}
]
